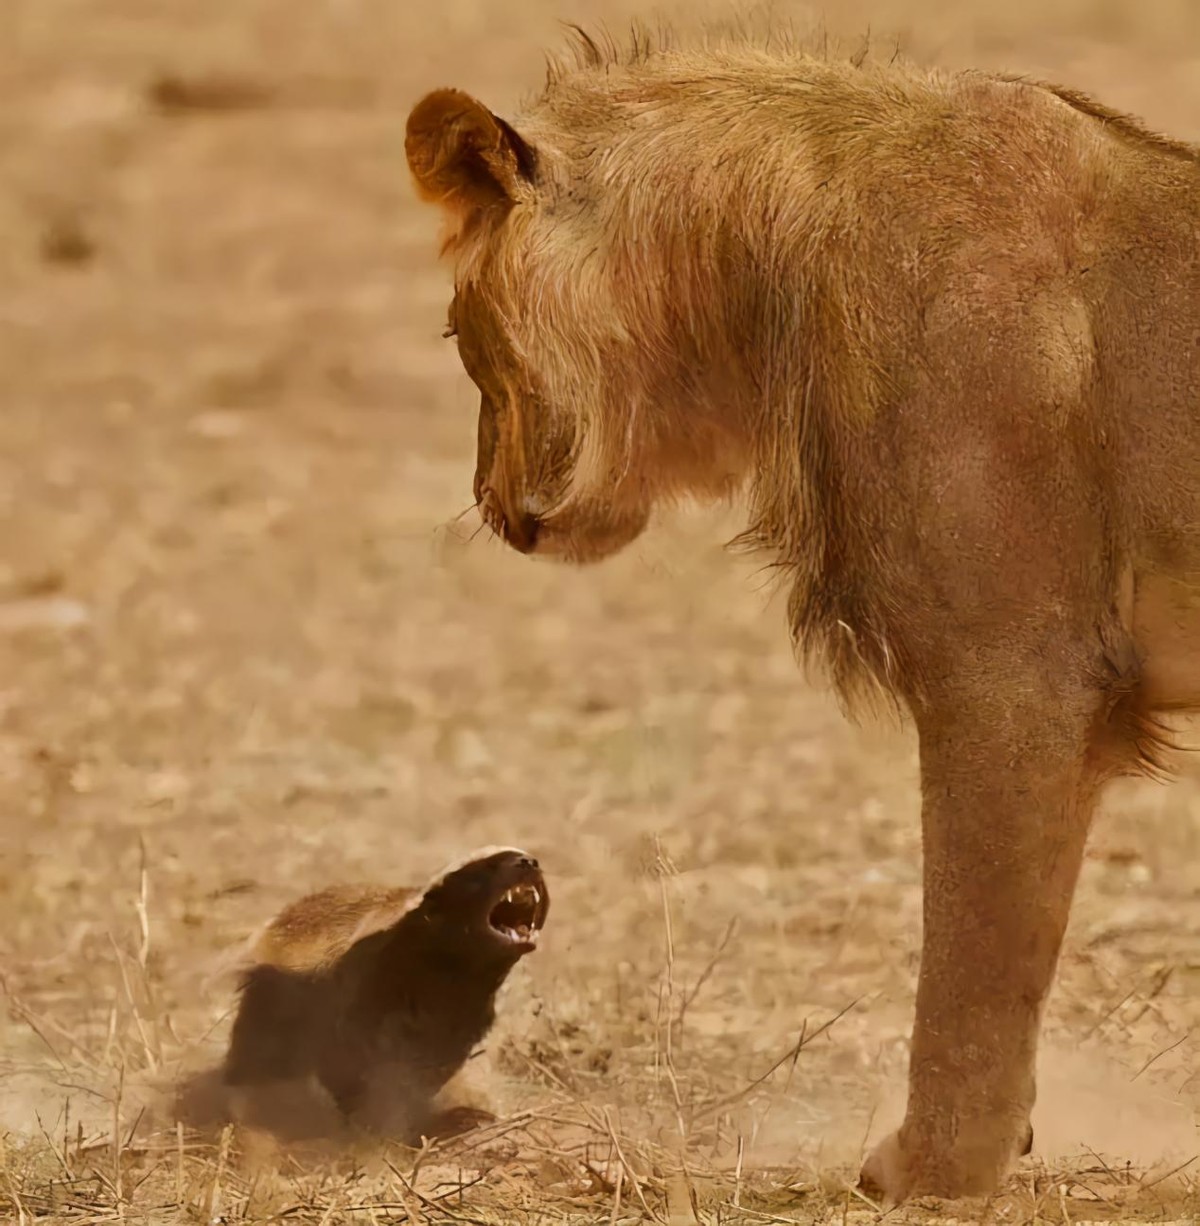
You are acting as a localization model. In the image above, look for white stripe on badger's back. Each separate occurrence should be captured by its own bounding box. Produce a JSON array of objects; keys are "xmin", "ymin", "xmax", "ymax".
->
[
  {"xmin": 245, "ymin": 848, "xmax": 534, "ymax": 974},
  {"xmin": 419, "ymin": 845, "xmax": 533, "ymax": 891},
  {"xmin": 251, "ymin": 884, "xmax": 419, "ymax": 972}
]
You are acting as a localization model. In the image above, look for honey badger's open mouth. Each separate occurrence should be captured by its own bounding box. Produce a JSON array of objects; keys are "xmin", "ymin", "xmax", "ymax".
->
[{"xmin": 487, "ymin": 880, "xmax": 545, "ymax": 950}]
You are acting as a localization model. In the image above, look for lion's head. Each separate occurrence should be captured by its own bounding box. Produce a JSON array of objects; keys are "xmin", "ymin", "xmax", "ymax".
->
[{"xmin": 405, "ymin": 86, "xmax": 751, "ymax": 563}]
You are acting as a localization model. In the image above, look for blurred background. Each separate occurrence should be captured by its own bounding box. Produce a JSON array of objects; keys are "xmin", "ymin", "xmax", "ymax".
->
[{"xmin": 1, "ymin": 0, "xmax": 1198, "ymax": 1219}]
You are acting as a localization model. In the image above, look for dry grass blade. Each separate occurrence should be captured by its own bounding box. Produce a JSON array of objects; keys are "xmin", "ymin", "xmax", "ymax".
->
[
  {"xmin": 726, "ymin": 1205, "xmax": 810, "ymax": 1225},
  {"xmin": 675, "ymin": 915, "xmax": 739, "ymax": 1033},
  {"xmin": 599, "ymin": 1106, "xmax": 658, "ymax": 1224},
  {"xmin": 107, "ymin": 934, "xmax": 159, "ymax": 1075},
  {"xmin": 1138, "ymin": 1153, "xmax": 1198, "ymax": 1191},
  {"xmin": 2, "ymin": 1135, "xmax": 29, "ymax": 1226},
  {"xmin": 135, "ymin": 837, "xmax": 152, "ymax": 973},
  {"xmin": 608, "ymin": 1159, "xmax": 624, "ymax": 1224},
  {"xmin": 696, "ymin": 997, "xmax": 864, "ymax": 1122},
  {"xmin": 384, "ymin": 1157, "xmax": 491, "ymax": 1224},
  {"xmin": 33, "ymin": 1114, "xmax": 71, "ymax": 1182},
  {"xmin": 1130, "ymin": 1031, "xmax": 1190, "ymax": 1081}
]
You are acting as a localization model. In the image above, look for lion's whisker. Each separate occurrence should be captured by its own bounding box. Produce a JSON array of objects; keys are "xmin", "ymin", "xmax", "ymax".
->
[{"xmin": 449, "ymin": 503, "xmax": 479, "ymax": 526}]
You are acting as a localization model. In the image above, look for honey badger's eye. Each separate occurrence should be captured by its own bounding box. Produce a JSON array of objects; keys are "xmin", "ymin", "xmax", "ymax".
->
[{"xmin": 442, "ymin": 296, "xmax": 458, "ymax": 340}]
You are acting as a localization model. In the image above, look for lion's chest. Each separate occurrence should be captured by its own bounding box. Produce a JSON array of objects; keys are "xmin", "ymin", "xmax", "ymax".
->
[{"xmin": 1131, "ymin": 569, "xmax": 1200, "ymax": 710}]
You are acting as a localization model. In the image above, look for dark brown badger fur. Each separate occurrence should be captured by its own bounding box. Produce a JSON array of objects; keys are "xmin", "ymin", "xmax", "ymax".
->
[{"xmin": 219, "ymin": 847, "xmax": 548, "ymax": 1145}]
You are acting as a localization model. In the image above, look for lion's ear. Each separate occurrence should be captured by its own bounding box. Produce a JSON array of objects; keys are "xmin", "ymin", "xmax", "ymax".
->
[{"xmin": 405, "ymin": 88, "xmax": 537, "ymax": 215}]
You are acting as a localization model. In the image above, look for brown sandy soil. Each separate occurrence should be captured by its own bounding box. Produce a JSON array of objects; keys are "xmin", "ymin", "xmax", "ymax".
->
[{"xmin": 1, "ymin": 1, "xmax": 1198, "ymax": 1221}]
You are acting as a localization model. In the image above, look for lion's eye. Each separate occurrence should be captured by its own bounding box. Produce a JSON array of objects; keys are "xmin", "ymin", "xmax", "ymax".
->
[{"xmin": 442, "ymin": 297, "xmax": 458, "ymax": 340}]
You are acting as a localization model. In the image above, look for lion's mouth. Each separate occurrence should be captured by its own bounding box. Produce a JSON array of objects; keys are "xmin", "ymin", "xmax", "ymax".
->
[{"xmin": 487, "ymin": 881, "xmax": 545, "ymax": 949}]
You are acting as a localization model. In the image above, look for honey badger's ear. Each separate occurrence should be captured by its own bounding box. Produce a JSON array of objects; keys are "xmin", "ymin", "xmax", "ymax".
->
[{"xmin": 405, "ymin": 88, "xmax": 537, "ymax": 214}]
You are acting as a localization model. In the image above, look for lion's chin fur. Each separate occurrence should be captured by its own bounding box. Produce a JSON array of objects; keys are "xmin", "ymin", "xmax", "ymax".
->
[{"xmin": 521, "ymin": 504, "xmax": 652, "ymax": 565}]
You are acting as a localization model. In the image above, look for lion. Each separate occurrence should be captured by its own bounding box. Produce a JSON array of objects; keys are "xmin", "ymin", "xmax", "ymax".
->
[{"xmin": 404, "ymin": 27, "xmax": 1200, "ymax": 1201}]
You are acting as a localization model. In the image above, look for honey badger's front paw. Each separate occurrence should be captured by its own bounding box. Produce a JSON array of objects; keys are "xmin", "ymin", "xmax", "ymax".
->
[{"xmin": 423, "ymin": 1104, "xmax": 498, "ymax": 1140}]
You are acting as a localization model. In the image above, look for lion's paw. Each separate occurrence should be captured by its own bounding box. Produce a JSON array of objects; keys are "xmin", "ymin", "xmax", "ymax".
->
[
  {"xmin": 859, "ymin": 1122, "xmax": 1034, "ymax": 1203},
  {"xmin": 859, "ymin": 1131, "xmax": 909, "ymax": 1204}
]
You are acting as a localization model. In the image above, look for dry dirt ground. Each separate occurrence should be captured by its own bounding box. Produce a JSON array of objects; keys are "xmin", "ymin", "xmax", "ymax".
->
[{"xmin": 2, "ymin": 1, "xmax": 1199, "ymax": 1222}]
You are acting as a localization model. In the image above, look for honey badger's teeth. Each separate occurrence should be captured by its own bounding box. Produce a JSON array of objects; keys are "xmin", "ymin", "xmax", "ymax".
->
[
  {"xmin": 489, "ymin": 879, "xmax": 543, "ymax": 944},
  {"xmin": 501, "ymin": 883, "xmax": 540, "ymax": 912},
  {"xmin": 494, "ymin": 924, "xmax": 539, "ymax": 944}
]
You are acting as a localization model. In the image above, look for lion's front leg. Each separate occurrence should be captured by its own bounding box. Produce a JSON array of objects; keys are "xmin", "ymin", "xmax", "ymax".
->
[{"xmin": 862, "ymin": 673, "xmax": 1106, "ymax": 1201}]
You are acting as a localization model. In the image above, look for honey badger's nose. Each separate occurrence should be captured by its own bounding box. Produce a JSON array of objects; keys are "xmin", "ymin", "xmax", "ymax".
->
[{"xmin": 517, "ymin": 855, "xmax": 538, "ymax": 871}]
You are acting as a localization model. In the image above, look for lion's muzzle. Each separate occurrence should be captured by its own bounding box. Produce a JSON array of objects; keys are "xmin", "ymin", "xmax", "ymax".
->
[{"xmin": 478, "ymin": 485, "xmax": 540, "ymax": 553}]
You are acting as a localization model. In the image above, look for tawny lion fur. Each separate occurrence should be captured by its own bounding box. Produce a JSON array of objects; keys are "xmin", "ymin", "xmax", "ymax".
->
[{"xmin": 405, "ymin": 25, "xmax": 1199, "ymax": 1202}]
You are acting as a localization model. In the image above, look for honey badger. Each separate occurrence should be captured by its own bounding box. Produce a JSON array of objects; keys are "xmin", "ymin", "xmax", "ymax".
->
[{"xmin": 220, "ymin": 846, "xmax": 548, "ymax": 1145}]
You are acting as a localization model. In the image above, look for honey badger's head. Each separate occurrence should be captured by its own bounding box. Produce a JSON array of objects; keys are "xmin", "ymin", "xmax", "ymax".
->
[{"xmin": 416, "ymin": 847, "xmax": 549, "ymax": 963}]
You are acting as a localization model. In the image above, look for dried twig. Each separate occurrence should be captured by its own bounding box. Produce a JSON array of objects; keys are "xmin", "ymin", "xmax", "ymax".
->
[{"xmin": 697, "ymin": 997, "xmax": 863, "ymax": 1120}]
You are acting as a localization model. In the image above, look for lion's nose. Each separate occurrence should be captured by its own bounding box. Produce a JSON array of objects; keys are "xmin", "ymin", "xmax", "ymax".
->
[
  {"xmin": 479, "ymin": 487, "xmax": 539, "ymax": 553},
  {"xmin": 504, "ymin": 511, "xmax": 540, "ymax": 553}
]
